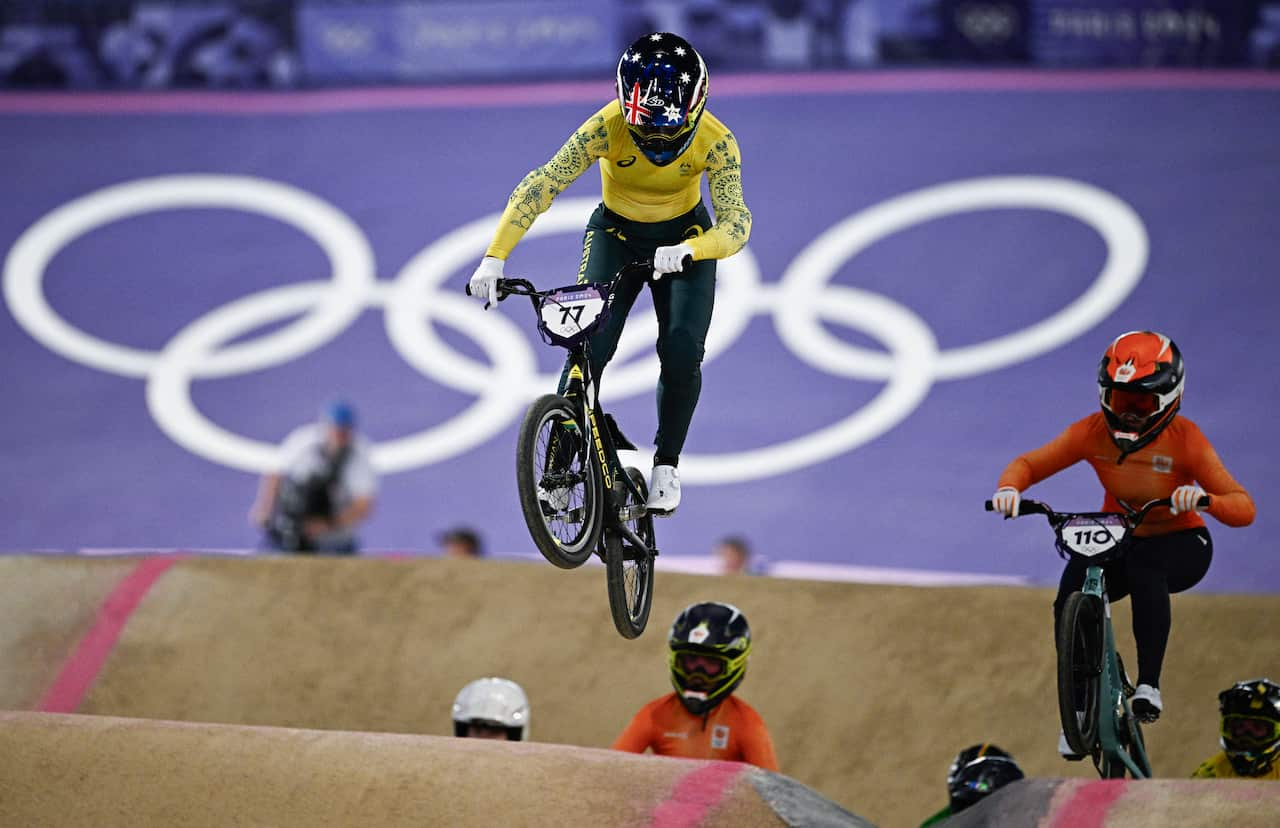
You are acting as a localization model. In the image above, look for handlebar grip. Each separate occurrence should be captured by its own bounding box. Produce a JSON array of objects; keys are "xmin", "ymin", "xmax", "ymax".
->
[
  {"xmin": 1198, "ymin": 495, "xmax": 1212, "ymax": 510},
  {"xmin": 464, "ymin": 283, "xmax": 471, "ymax": 296},
  {"xmin": 985, "ymin": 498, "xmax": 1050, "ymax": 517},
  {"xmin": 681, "ymin": 254, "xmax": 693, "ymax": 270}
]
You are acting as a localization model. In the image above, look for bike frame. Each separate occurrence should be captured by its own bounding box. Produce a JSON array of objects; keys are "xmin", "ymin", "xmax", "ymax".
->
[
  {"xmin": 987, "ymin": 495, "xmax": 1204, "ymax": 780},
  {"xmin": 514, "ymin": 277, "xmax": 653, "ymax": 554},
  {"xmin": 1079, "ymin": 565, "xmax": 1152, "ymax": 778}
]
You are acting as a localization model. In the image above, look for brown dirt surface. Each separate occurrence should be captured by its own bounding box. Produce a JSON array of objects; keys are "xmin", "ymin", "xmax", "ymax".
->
[
  {"xmin": 948, "ymin": 777, "xmax": 1280, "ymax": 827},
  {"xmin": 0, "ymin": 556, "xmax": 135, "ymax": 709},
  {"xmin": 0, "ymin": 711, "xmax": 790, "ymax": 827},
  {"xmin": 1098, "ymin": 778, "xmax": 1280, "ymax": 827},
  {"xmin": 2, "ymin": 555, "xmax": 1277, "ymax": 827}
]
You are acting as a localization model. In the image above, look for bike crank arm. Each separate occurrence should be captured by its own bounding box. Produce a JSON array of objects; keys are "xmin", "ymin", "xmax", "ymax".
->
[
  {"xmin": 616, "ymin": 504, "xmax": 647, "ymax": 523},
  {"xmin": 609, "ymin": 523, "xmax": 657, "ymax": 557}
]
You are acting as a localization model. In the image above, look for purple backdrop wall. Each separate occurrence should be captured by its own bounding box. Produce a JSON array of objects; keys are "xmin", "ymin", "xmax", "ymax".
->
[{"xmin": 2, "ymin": 72, "xmax": 1277, "ymax": 591}]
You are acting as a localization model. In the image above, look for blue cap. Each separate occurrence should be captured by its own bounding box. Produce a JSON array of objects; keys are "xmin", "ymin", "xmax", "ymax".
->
[{"xmin": 323, "ymin": 399, "xmax": 356, "ymax": 428}]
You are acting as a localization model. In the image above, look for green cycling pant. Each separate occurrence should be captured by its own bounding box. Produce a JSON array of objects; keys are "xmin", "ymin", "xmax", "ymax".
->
[{"xmin": 558, "ymin": 202, "xmax": 716, "ymax": 461}]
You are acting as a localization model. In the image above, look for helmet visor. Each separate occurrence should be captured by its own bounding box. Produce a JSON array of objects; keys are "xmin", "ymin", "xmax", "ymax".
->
[
  {"xmin": 1107, "ymin": 389, "xmax": 1159, "ymax": 419},
  {"xmin": 677, "ymin": 652, "xmax": 726, "ymax": 677},
  {"xmin": 1223, "ymin": 714, "xmax": 1280, "ymax": 748}
]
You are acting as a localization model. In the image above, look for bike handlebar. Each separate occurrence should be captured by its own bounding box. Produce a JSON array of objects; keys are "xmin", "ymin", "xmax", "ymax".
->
[
  {"xmin": 983, "ymin": 495, "xmax": 1211, "ymax": 527},
  {"xmin": 464, "ymin": 257, "xmax": 692, "ymax": 304}
]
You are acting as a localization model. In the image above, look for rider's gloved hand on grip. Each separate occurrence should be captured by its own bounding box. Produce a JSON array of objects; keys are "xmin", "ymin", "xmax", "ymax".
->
[
  {"xmin": 467, "ymin": 256, "xmax": 504, "ymax": 308},
  {"xmin": 991, "ymin": 486, "xmax": 1021, "ymax": 518},
  {"xmin": 652, "ymin": 243, "xmax": 694, "ymax": 280},
  {"xmin": 1169, "ymin": 484, "xmax": 1208, "ymax": 515}
]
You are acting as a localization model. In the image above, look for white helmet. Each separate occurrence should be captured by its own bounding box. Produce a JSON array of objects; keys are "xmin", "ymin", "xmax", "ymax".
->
[{"xmin": 451, "ymin": 677, "xmax": 530, "ymax": 741}]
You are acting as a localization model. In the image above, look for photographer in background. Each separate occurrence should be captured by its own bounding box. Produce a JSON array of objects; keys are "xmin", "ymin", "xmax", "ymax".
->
[{"xmin": 250, "ymin": 400, "xmax": 377, "ymax": 554}]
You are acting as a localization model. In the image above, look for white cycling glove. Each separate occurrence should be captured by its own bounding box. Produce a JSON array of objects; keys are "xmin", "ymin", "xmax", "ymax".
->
[
  {"xmin": 652, "ymin": 243, "xmax": 694, "ymax": 280},
  {"xmin": 991, "ymin": 486, "xmax": 1021, "ymax": 518},
  {"xmin": 467, "ymin": 256, "xmax": 504, "ymax": 308},
  {"xmin": 1170, "ymin": 484, "xmax": 1207, "ymax": 515}
]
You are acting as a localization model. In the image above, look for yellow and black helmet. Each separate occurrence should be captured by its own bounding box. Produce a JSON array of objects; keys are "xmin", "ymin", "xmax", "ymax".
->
[
  {"xmin": 667, "ymin": 601, "xmax": 751, "ymax": 715},
  {"xmin": 1219, "ymin": 678, "xmax": 1280, "ymax": 777}
]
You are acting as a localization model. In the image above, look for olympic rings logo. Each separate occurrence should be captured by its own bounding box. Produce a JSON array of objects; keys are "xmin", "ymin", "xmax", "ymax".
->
[{"xmin": 3, "ymin": 174, "xmax": 1148, "ymax": 484}]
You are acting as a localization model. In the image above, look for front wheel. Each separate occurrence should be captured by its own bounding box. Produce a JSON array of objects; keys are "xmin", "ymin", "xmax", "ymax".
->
[
  {"xmin": 516, "ymin": 394, "xmax": 601, "ymax": 569},
  {"xmin": 605, "ymin": 467, "xmax": 656, "ymax": 639},
  {"xmin": 1058, "ymin": 591, "xmax": 1104, "ymax": 757}
]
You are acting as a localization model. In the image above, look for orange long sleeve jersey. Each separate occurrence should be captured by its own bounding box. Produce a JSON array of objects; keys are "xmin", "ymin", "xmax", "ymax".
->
[
  {"xmin": 612, "ymin": 693, "xmax": 779, "ymax": 771},
  {"xmin": 997, "ymin": 413, "xmax": 1255, "ymax": 536}
]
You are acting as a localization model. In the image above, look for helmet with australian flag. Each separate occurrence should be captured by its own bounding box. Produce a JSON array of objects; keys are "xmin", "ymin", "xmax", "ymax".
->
[{"xmin": 616, "ymin": 33, "xmax": 708, "ymax": 167}]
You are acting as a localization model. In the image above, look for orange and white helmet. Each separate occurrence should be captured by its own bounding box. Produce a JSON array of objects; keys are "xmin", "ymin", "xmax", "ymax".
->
[{"xmin": 1097, "ymin": 331, "xmax": 1184, "ymax": 459}]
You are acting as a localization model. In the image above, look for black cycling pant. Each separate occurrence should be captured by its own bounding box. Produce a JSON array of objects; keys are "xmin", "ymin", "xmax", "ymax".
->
[
  {"xmin": 556, "ymin": 202, "xmax": 716, "ymax": 461},
  {"xmin": 1054, "ymin": 527, "xmax": 1212, "ymax": 690}
]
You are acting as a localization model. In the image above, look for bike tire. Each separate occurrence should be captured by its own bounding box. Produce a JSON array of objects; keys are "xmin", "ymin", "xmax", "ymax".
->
[
  {"xmin": 515, "ymin": 394, "xmax": 602, "ymax": 569},
  {"xmin": 1057, "ymin": 591, "xmax": 1104, "ymax": 757},
  {"xmin": 605, "ymin": 467, "xmax": 656, "ymax": 640}
]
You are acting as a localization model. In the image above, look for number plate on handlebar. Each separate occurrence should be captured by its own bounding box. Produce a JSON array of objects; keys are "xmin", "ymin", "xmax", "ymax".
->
[
  {"xmin": 537, "ymin": 284, "xmax": 610, "ymax": 347},
  {"xmin": 1059, "ymin": 515, "xmax": 1128, "ymax": 558}
]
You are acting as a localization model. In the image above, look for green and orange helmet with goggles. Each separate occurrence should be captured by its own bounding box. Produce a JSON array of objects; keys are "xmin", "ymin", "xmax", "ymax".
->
[
  {"xmin": 1219, "ymin": 677, "xmax": 1280, "ymax": 777},
  {"xmin": 616, "ymin": 32, "xmax": 709, "ymax": 167},
  {"xmin": 1097, "ymin": 330, "xmax": 1185, "ymax": 461},
  {"xmin": 667, "ymin": 601, "xmax": 751, "ymax": 715}
]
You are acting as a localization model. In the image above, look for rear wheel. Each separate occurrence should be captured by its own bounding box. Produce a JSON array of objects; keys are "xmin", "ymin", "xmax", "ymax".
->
[
  {"xmin": 1058, "ymin": 591, "xmax": 1104, "ymax": 757},
  {"xmin": 516, "ymin": 394, "xmax": 601, "ymax": 569},
  {"xmin": 605, "ymin": 467, "xmax": 656, "ymax": 639}
]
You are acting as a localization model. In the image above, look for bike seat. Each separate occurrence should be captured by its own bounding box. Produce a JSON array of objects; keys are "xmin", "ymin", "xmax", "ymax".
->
[{"xmin": 604, "ymin": 413, "xmax": 637, "ymax": 451}]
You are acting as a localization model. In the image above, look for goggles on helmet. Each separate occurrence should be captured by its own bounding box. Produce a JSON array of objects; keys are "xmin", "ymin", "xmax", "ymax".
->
[
  {"xmin": 1106, "ymin": 389, "xmax": 1159, "ymax": 419},
  {"xmin": 1223, "ymin": 714, "xmax": 1280, "ymax": 748},
  {"xmin": 676, "ymin": 652, "xmax": 726, "ymax": 678}
]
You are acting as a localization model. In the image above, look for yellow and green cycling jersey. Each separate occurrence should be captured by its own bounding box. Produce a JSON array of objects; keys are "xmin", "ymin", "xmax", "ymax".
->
[
  {"xmin": 1192, "ymin": 750, "xmax": 1280, "ymax": 780},
  {"xmin": 485, "ymin": 100, "xmax": 751, "ymax": 262}
]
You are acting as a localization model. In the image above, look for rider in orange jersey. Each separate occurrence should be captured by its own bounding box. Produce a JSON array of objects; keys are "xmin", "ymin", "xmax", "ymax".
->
[
  {"xmin": 990, "ymin": 331, "xmax": 1254, "ymax": 737},
  {"xmin": 612, "ymin": 602, "xmax": 778, "ymax": 770}
]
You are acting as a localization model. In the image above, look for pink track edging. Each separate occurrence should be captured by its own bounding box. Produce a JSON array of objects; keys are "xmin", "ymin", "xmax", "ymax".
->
[
  {"xmin": 0, "ymin": 69, "xmax": 1276, "ymax": 115},
  {"xmin": 648, "ymin": 760, "xmax": 748, "ymax": 828},
  {"xmin": 37, "ymin": 556, "xmax": 179, "ymax": 714},
  {"xmin": 1048, "ymin": 779, "xmax": 1131, "ymax": 828}
]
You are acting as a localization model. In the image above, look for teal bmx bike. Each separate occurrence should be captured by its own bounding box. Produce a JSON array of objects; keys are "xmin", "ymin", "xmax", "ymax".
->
[{"xmin": 987, "ymin": 494, "xmax": 1207, "ymax": 778}]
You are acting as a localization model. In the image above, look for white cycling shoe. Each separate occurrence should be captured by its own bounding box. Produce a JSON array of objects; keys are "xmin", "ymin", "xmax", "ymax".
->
[
  {"xmin": 1132, "ymin": 684, "xmax": 1163, "ymax": 722},
  {"xmin": 1058, "ymin": 731, "xmax": 1085, "ymax": 761},
  {"xmin": 1059, "ymin": 710, "xmax": 1086, "ymax": 761},
  {"xmin": 538, "ymin": 486, "xmax": 571, "ymax": 515},
  {"xmin": 646, "ymin": 464, "xmax": 681, "ymax": 516}
]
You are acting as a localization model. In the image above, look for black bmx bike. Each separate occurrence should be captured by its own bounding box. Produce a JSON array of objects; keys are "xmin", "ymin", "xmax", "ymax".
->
[
  {"xmin": 470, "ymin": 263, "xmax": 660, "ymax": 639},
  {"xmin": 986, "ymin": 494, "xmax": 1207, "ymax": 778}
]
